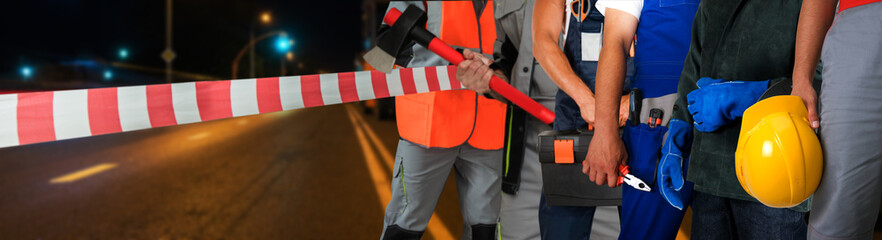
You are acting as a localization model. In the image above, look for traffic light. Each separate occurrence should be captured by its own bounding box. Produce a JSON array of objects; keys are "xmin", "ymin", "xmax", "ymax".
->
[
  {"xmin": 119, "ymin": 48, "xmax": 129, "ymax": 59},
  {"xmin": 276, "ymin": 34, "xmax": 292, "ymax": 52},
  {"xmin": 21, "ymin": 66, "xmax": 32, "ymax": 79},
  {"xmin": 103, "ymin": 70, "xmax": 113, "ymax": 81}
]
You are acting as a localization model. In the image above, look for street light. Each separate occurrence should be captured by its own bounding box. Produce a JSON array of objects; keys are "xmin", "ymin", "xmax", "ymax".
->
[
  {"xmin": 286, "ymin": 52, "xmax": 294, "ymax": 61},
  {"xmin": 260, "ymin": 12, "xmax": 272, "ymax": 24},
  {"xmin": 232, "ymin": 30, "xmax": 289, "ymax": 78},
  {"xmin": 21, "ymin": 66, "xmax": 32, "ymax": 79},
  {"xmin": 118, "ymin": 48, "xmax": 129, "ymax": 59},
  {"xmin": 249, "ymin": 11, "xmax": 273, "ymax": 78},
  {"xmin": 103, "ymin": 69, "xmax": 113, "ymax": 81},
  {"xmin": 275, "ymin": 34, "xmax": 292, "ymax": 52}
]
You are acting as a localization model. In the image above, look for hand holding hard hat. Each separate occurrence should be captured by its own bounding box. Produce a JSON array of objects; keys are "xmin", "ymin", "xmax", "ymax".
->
[{"xmin": 735, "ymin": 92, "xmax": 823, "ymax": 208}]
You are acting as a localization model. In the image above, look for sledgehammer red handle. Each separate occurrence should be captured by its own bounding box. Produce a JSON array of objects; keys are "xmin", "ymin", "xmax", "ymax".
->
[{"xmin": 384, "ymin": 8, "xmax": 556, "ymax": 125}]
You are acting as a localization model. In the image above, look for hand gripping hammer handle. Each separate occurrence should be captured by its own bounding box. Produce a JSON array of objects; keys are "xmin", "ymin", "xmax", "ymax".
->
[{"xmin": 383, "ymin": 8, "xmax": 556, "ymax": 125}]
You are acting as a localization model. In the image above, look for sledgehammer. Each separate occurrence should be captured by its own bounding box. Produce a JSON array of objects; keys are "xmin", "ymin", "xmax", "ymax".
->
[{"xmin": 363, "ymin": 6, "xmax": 556, "ymax": 125}]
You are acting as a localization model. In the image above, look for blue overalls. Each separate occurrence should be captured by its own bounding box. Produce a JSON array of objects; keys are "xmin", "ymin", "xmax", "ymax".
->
[
  {"xmin": 553, "ymin": 0, "xmax": 633, "ymax": 131},
  {"xmin": 619, "ymin": 0, "xmax": 698, "ymax": 239},
  {"xmin": 539, "ymin": 0, "xmax": 633, "ymax": 238}
]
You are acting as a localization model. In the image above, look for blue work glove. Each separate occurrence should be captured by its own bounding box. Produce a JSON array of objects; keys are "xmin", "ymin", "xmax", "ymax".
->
[
  {"xmin": 658, "ymin": 119, "xmax": 693, "ymax": 210},
  {"xmin": 686, "ymin": 78, "xmax": 768, "ymax": 132}
]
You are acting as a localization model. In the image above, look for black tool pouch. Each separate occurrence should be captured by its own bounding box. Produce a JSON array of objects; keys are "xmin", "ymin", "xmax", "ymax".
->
[{"xmin": 502, "ymin": 105, "xmax": 527, "ymax": 195}]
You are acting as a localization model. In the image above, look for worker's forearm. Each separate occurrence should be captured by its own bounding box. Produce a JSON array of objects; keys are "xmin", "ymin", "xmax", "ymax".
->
[
  {"xmin": 533, "ymin": 0, "xmax": 594, "ymax": 109},
  {"xmin": 594, "ymin": 45, "xmax": 628, "ymax": 135},
  {"xmin": 535, "ymin": 40, "xmax": 595, "ymax": 107},
  {"xmin": 793, "ymin": 0, "xmax": 836, "ymax": 87},
  {"xmin": 494, "ymin": 69, "xmax": 508, "ymax": 82},
  {"xmin": 594, "ymin": 8, "xmax": 637, "ymax": 134}
]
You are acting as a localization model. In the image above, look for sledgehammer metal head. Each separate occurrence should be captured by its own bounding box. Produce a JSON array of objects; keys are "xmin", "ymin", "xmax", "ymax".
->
[{"xmin": 363, "ymin": 5, "xmax": 427, "ymax": 73}]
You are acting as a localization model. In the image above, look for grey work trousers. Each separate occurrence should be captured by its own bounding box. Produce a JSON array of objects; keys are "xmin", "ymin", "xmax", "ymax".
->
[
  {"xmin": 498, "ymin": 118, "xmax": 548, "ymax": 240},
  {"xmin": 809, "ymin": 2, "xmax": 882, "ymax": 239},
  {"xmin": 381, "ymin": 139, "xmax": 502, "ymax": 240}
]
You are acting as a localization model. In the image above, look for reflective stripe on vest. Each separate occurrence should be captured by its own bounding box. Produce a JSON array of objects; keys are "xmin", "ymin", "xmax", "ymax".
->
[{"xmin": 396, "ymin": 1, "xmax": 506, "ymax": 150}]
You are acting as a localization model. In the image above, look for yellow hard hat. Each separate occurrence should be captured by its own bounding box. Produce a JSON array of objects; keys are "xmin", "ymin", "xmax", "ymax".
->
[{"xmin": 735, "ymin": 95, "xmax": 823, "ymax": 208}]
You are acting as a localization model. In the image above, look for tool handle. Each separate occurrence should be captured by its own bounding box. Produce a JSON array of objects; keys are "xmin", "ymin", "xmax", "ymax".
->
[
  {"xmin": 488, "ymin": 77, "xmax": 555, "ymax": 124},
  {"xmin": 384, "ymin": 8, "xmax": 555, "ymax": 125},
  {"xmin": 616, "ymin": 164, "xmax": 629, "ymax": 186}
]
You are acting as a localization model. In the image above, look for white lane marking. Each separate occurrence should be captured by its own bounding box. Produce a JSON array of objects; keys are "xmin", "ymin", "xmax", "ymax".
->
[
  {"xmin": 171, "ymin": 82, "xmax": 202, "ymax": 124},
  {"xmin": 230, "ymin": 79, "xmax": 260, "ymax": 117},
  {"xmin": 279, "ymin": 76, "xmax": 304, "ymax": 110},
  {"xmin": 344, "ymin": 105, "xmax": 453, "ymax": 240},
  {"xmin": 117, "ymin": 86, "xmax": 152, "ymax": 131},
  {"xmin": 0, "ymin": 94, "xmax": 18, "ymax": 148},
  {"xmin": 50, "ymin": 163, "xmax": 118, "ymax": 184},
  {"xmin": 53, "ymin": 90, "xmax": 91, "ymax": 140}
]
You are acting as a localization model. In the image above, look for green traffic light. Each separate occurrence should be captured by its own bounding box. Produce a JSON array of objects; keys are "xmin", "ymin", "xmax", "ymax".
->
[{"xmin": 119, "ymin": 49, "xmax": 129, "ymax": 59}]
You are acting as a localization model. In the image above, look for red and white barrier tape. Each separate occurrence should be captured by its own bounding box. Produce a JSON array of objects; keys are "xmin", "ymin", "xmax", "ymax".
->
[{"xmin": 0, "ymin": 66, "xmax": 462, "ymax": 148}]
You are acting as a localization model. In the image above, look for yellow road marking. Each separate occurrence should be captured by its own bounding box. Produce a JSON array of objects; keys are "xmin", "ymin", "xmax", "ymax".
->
[
  {"xmin": 346, "ymin": 109, "xmax": 392, "ymax": 203},
  {"xmin": 49, "ymin": 163, "xmax": 118, "ymax": 184},
  {"xmin": 345, "ymin": 105, "xmax": 454, "ymax": 240},
  {"xmin": 347, "ymin": 106, "xmax": 394, "ymax": 167}
]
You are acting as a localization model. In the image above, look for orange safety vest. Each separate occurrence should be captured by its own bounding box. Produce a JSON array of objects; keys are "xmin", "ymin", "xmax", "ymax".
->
[
  {"xmin": 839, "ymin": 0, "xmax": 882, "ymax": 12},
  {"xmin": 396, "ymin": 0, "xmax": 506, "ymax": 150}
]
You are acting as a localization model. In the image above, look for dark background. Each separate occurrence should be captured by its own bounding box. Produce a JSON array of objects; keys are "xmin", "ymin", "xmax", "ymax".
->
[{"xmin": 0, "ymin": 0, "xmax": 385, "ymax": 89}]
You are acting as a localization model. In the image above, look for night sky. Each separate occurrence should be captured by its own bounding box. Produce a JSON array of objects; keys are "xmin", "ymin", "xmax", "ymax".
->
[{"xmin": 0, "ymin": 0, "xmax": 384, "ymax": 87}]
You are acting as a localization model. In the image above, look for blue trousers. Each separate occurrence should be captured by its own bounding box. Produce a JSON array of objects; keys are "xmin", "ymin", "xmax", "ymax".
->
[
  {"xmin": 539, "ymin": 193, "xmax": 622, "ymax": 239},
  {"xmin": 620, "ymin": 123, "xmax": 694, "ymax": 240},
  {"xmin": 692, "ymin": 191, "xmax": 806, "ymax": 239}
]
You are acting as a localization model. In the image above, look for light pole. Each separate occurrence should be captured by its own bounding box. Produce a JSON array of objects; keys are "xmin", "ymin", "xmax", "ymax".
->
[
  {"xmin": 163, "ymin": 0, "xmax": 174, "ymax": 83},
  {"xmin": 231, "ymin": 31, "xmax": 290, "ymax": 78},
  {"xmin": 283, "ymin": 51, "xmax": 294, "ymax": 76},
  {"xmin": 249, "ymin": 11, "xmax": 272, "ymax": 78}
]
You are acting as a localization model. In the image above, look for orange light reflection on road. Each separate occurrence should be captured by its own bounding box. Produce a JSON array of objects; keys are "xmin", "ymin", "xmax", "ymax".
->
[{"xmin": 49, "ymin": 163, "xmax": 118, "ymax": 184}]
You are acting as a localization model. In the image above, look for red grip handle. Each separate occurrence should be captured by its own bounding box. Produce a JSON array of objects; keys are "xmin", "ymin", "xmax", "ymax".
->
[
  {"xmin": 488, "ymin": 77, "xmax": 555, "ymax": 124},
  {"xmin": 616, "ymin": 164, "xmax": 629, "ymax": 186},
  {"xmin": 383, "ymin": 8, "xmax": 403, "ymax": 26},
  {"xmin": 618, "ymin": 164, "xmax": 629, "ymax": 175},
  {"xmin": 383, "ymin": 9, "xmax": 466, "ymax": 65},
  {"xmin": 383, "ymin": 8, "xmax": 555, "ymax": 124}
]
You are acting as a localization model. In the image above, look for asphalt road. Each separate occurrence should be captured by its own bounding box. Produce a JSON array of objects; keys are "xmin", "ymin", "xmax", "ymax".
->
[
  {"xmin": 0, "ymin": 104, "xmax": 463, "ymax": 239},
  {"xmin": 0, "ymin": 103, "xmax": 879, "ymax": 239}
]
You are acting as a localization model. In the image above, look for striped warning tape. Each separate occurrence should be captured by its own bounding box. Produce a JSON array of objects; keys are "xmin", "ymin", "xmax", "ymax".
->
[{"xmin": 0, "ymin": 65, "xmax": 462, "ymax": 148}]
